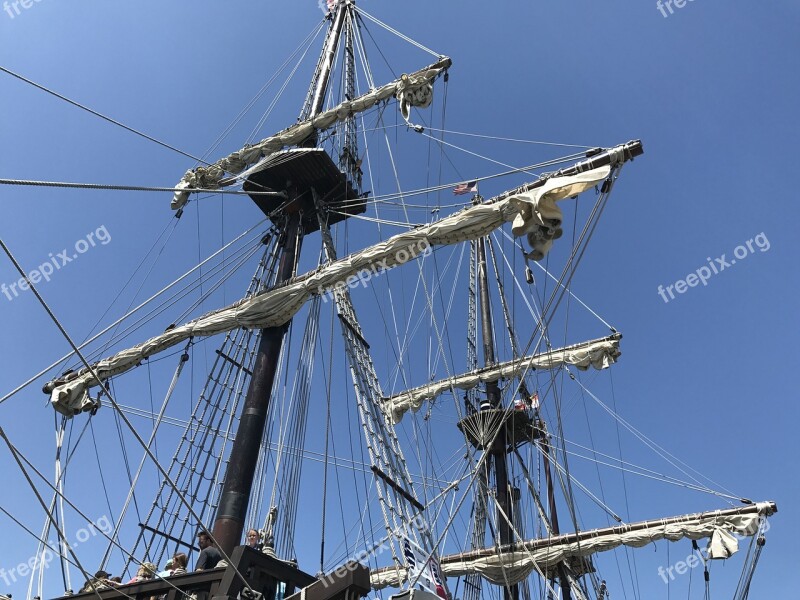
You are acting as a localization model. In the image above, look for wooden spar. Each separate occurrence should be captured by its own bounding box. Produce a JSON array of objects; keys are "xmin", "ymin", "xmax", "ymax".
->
[
  {"xmin": 43, "ymin": 141, "xmax": 643, "ymax": 414},
  {"xmin": 442, "ymin": 501, "xmax": 777, "ymax": 563},
  {"xmin": 382, "ymin": 334, "xmax": 621, "ymax": 407}
]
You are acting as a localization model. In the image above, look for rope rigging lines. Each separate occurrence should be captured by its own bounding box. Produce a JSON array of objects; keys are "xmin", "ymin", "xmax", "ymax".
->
[
  {"xmin": 127, "ymin": 241, "xmax": 282, "ymax": 570},
  {"xmin": 1, "ymin": 5, "xmax": 775, "ymax": 598}
]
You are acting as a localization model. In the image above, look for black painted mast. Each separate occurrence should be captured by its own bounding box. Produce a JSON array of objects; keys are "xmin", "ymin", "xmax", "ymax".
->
[{"xmin": 212, "ymin": 2, "xmax": 350, "ymax": 556}]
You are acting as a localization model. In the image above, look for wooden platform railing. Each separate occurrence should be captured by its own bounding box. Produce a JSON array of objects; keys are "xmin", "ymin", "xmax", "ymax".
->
[{"xmin": 55, "ymin": 546, "xmax": 370, "ymax": 600}]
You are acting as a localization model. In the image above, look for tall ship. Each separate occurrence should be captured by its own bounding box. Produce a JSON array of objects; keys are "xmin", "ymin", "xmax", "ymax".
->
[{"xmin": 0, "ymin": 2, "xmax": 776, "ymax": 600}]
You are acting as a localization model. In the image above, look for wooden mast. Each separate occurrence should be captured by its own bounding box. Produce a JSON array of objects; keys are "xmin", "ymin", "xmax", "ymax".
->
[
  {"xmin": 211, "ymin": 1, "xmax": 350, "ymax": 556},
  {"xmin": 475, "ymin": 233, "xmax": 519, "ymax": 600}
]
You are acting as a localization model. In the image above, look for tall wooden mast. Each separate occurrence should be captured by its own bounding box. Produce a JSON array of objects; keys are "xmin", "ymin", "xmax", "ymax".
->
[
  {"xmin": 475, "ymin": 233, "xmax": 519, "ymax": 600},
  {"xmin": 212, "ymin": 0, "xmax": 353, "ymax": 555}
]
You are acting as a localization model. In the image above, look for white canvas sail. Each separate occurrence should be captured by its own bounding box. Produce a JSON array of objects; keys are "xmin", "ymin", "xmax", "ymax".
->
[
  {"xmin": 383, "ymin": 334, "xmax": 621, "ymax": 423},
  {"xmin": 171, "ymin": 57, "xmax": 452, "ymax": 209},
  {"xmin": 46, "ymin": 166, "xmax": 613, "ymax": 416},
  {"xmin": 370, "ymin": 502, "xmax": 775, "ymax": 589}
]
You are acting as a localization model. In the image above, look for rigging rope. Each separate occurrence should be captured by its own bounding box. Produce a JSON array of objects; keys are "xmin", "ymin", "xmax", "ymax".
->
[
  {"xmin": 734, "ymin": 530, "xmax": 766, "ymax": 599},
  {"xmin": 420, "ymin": 127, "xmax": 595, "ymax": 150},
  {"xmin": 0, "ymin": 220, "xmax": 268, "ymax": 405},
  {"xmin": 353, "ymin": 7, "xmax": 441, "ymax": 58},
  {"xmin": 101, "ymin": 343, "xmax": 191, "ymax": 569},
  {"xmin": 0, "ymin": 177, "xmax": 285, "ymax": 196},
  {"xmin": 0, "ymin": 428, "xmax": 140, "ymax": 600},
  {"xmin": 0, "ymin": 65, "xmax": 206, "ymax": 163},
  {"xmin": 569, "ymin": 370, "xmax": 743, "ymax": 503},
  {"xmin": 0, "ymin": 238, "xmax": 259, "ymax": 595}
]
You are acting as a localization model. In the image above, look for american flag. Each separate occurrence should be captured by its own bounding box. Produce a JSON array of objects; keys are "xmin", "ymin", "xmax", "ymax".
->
[
  {"xmin": 530, "ymin": 391, "xmax": 540, "ymax": 410},
  {"xmin": 452, "ymin": 180, "xmax": 478, "ymax": 195}
]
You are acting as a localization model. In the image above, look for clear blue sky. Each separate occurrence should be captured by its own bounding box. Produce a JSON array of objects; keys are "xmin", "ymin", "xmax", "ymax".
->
[{"xmin": 1, "ymin": 1, "xmax": 798, "ymax": 599}]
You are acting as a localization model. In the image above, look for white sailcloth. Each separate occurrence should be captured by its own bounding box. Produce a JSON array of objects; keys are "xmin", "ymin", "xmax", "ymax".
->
[
  {"xmin": 46, "ymin": 166, "xmax": 611, "ymax": 416},
  {"xmin": 370, "ymin": 503, "xmax": 773, "ymax": 589},
  {"xmin": 171, "ymin": 58, "xmax": 452, "ymax": 209},
  {"xmin": 383, "ymin": 335, "xmax": 621, "ymax": 424}
]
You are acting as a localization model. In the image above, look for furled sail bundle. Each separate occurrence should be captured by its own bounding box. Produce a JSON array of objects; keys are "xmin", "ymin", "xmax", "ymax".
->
[
  {"xmin": 170, "ymin": 58, "xmax": 452, "ymax": 209},
  {"xmin": 383, "ymin": 334, "xmax": 622, "ymax": 423},
  {"xmin": 46, "ymin": 165, "xmax": 616, "ymax": 416},
  {"xmin": 370, "ymin": 502, "xmax": 776, "ymax": 589}
]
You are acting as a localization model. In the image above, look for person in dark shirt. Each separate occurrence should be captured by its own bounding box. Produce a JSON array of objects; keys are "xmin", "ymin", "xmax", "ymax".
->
[{"xmin": 195, "ymin": 530, "xmax": 222, "ymax": 570}]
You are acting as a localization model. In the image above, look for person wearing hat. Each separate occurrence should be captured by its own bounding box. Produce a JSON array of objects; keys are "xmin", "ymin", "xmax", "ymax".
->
[
  {"xmin": 79, "ymin": 570, "xmax": 115, "ymax": 593},
  {"xmin": 157, "ymin": 558, "xmax": 174, "ymax": 578}
]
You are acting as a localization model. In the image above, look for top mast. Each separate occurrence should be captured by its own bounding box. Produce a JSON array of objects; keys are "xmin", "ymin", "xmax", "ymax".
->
[{"xmin": 303, "ymin": 2, "xmax": 349, "ymax": 122}]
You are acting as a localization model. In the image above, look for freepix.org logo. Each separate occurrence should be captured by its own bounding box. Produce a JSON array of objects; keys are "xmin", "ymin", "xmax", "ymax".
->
[
  {"xmin": 0, "ymin": 515, "xmax": 113, "ymax": 586},
  {"xmin": 3, "ymin": 0, "xmax": 45, "ymax": 20},
  {"xmin": 656, "ymin": 0, "xmax": 697, "ymax": 19},
  {"xmin": 1, "ymin": 225, "xmax": 112, "ymax": 302},
  {"xmin": 656, "ymin": 232, "xmax": 770, "ymax": 304},
  {"xmin": 316, "ymin": 238, "xmax": 432, "ymax": 302},
  {"xmin": 657, "ymin": 516, "xmax": 770, "ymax": 583}
]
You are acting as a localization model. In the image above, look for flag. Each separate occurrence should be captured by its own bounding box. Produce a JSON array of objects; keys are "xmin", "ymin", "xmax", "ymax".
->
[
  {"xmin": 453, "ymin": 181, "xmax": 478, "ymax": 195},
  {"xmin": 402, "ymin": 536, "xmax": 448, "ymax": 597},
  {"xmin": 428, "ymin": 560, "xmax": 448, "ymax": 599},
  {"xmin": 530, "ymin": 391, "xmax": 540, "ymax": 410},
  {"xmin": 403, "ymin": 539, "xmax": 417, "ymax": 572}
]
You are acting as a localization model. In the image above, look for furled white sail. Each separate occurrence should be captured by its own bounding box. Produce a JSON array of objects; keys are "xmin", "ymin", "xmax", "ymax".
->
[
  {"xmin": 170, "ymin": 57, "xmax": 452, "ymax": 209},
  {"xmin": 507, "ymin": 165, "xmax": 609, "ymax": 260},
  {"xmin": 46, "ymin": 166, "xmax": 612, "ymax": 416},
  {"xmin": 370, "ymin": 502, "xmax": 775, "ymax": 589},
  {"xmin": 383, "ymin": 334, "xmax": 621, "ymax": 424}
]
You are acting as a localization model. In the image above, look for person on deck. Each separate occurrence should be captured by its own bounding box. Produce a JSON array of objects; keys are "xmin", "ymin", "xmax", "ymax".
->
[
  {"xmin": 79, "ymin": 570, "xmax": 117, "ymax": 593},
  {"xmin": 127, "ymin": 562, "xmax": 157, "ymax": 584},
  {"xmin": 245, "ymin": 529, "xmax": 263, "ymax": 552},
  {"xmin": 195, "ymin": 530, "xmax": 222, "ymax": 570},
  {"xmin": 170, "ymin": 552, "xmax": 188, "ymax": 575},
  {"xmin": 156, "ymin": 558, "xmax": 174, "ymax": 578}
]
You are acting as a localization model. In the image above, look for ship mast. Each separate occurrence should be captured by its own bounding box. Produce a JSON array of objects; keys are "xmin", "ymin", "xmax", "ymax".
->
[
  {"xmin": 475, "ymin": 233, "xmax": 518, "ymax": 600},
  {"xmin": 212, "ymin": 0, "xmax": 352, "ymax": 555}
]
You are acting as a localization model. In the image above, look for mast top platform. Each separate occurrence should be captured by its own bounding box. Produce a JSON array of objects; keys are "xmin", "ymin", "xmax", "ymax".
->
[
  {"xmin": 243, "ymin": 148, "xmax": 365, "ymax": 234},
  {"xmin": 457, "ymin": 407, "xmax": 540, "ymax": 450}
]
